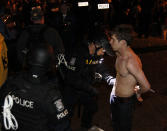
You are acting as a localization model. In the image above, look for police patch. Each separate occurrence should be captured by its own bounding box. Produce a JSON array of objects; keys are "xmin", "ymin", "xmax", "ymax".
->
[{"xmin": 54, "ymin": 99, "xmax": 64, "ymax": 112}]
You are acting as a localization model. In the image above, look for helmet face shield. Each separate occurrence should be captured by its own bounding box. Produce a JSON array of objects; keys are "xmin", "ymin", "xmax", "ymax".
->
[
  {"xmin": 93, "ymin": 32, "xmax": 113, "ymax": 56},
  {"xmin": 27, "ymin": 44, "xmax": 55, "ymax": 69},
  {"xmin": 102, "ymin": 40, "xmax": 113, "ymax": 56}
]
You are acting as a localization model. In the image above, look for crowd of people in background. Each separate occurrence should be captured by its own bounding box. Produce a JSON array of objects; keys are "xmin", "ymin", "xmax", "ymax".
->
[
  {"xmin": 0, "ymin": 0, "xmax": 166, "ymax": 73},
  {"xmin": 1, "ymin": 0, "xmax": 167, "ymax": 39}
]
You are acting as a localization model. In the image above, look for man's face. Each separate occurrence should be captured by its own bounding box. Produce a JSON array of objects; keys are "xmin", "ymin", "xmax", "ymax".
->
[{"xmin": 109, "ymin": 35, "xmax": 120, "ymax": 51}]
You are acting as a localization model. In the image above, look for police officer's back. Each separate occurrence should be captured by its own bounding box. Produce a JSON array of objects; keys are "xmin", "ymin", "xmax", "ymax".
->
[
  {"xmin": 16, "ymin": 6, "xmax": 65, "ymax": 69},
  {"xmin": 0, "ymin": 44, "xmax": 71, "ymax": 131}
]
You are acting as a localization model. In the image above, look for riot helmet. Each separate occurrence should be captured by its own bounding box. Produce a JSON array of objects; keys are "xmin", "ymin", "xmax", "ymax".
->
[
  {"xmin": 27, "ymin": 44, "xmax": 55, "ymax": 69},
  {"xmin": 88, "ymin": 31, "xmax": 113, "ymax": 56}
]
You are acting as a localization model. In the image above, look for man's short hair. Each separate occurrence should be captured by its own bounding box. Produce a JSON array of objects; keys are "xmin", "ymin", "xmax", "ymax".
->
[
  {"xmin": 111, "ymin": 25, "xmax": 133, "ymax": 46},
  {"xmin": 30, "ymin": 6, "xmax": 44, "ymax": 21}
]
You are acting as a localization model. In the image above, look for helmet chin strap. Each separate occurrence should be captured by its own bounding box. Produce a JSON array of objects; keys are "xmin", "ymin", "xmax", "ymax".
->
[{"xmin": 29, "ymin": 66, "xmax": 46, "ymax": 78}]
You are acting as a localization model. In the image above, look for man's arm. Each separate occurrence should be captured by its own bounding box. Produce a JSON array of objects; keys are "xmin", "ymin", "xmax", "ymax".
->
[{"xmin": 127, "ymin": 57, "xmax": 151, "ymax": 94}]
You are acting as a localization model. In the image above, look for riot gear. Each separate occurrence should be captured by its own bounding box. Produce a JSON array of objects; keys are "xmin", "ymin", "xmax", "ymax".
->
[
  {"xmin": 88, "ymin": 32, "xmax": 113, "ymax": 56},
  {"xmin": 0, "ymin": 45, "xmax": 71, "ymax": 131},
  {"xmin": 27, "ymin": 44, "xmax": 55, "ymax": 69},
  {"xmin": 63, "ymin": 38, "xmax": 114, "ymax": 130}
]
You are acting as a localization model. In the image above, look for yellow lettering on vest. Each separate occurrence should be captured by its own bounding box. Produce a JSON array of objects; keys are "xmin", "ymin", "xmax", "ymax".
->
[{"xmin": 89, "ymin": 59, "xmax": 92, "ymax": 64}]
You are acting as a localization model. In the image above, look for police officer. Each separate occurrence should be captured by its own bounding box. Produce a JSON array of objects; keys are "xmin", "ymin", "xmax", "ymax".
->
[
  {"xmin": 63, "ymin": 31, "xmax": 114, "ymax": 131},
  {"xmin": 16, "ymin": 5, "xmax": 65, "ymax": 70},
  {"xmin": 0, "ymin": 44, "xmax": 71, "ymax": 131}
]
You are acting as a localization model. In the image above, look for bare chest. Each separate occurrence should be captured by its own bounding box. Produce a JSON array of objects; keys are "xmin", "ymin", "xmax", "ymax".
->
[{"xmin": 115, "ymin": 57, "xmax": 129, "ymax": 77}]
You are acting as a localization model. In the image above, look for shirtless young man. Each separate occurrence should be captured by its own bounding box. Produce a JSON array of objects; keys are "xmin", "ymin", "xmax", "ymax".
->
[{"xmin": 108, "ymin": 25, "xmax": 154, "ymax": 131}]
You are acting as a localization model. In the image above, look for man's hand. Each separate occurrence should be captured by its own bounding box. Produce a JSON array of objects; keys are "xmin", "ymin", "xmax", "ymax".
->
[
  {"xmin": 134, "ymin": 85, "xmax": 143, "ymax": 102},
  {"xmin": 136, "ymin": 93, "xmax": 143, "ymax": 102}
]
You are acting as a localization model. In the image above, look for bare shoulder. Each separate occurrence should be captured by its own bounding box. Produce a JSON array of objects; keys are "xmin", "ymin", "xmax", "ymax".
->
[
  {"xmin": 127, "ymin": 51, "xmax": 142, "ymax": 73},
  {"xmin": 128, "ymin": 49, "xmax": 142, "ymax": 68}
]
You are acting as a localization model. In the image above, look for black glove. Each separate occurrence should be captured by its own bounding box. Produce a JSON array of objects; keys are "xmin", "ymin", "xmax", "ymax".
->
[{"xmin": 94, "ymin": 72, "xmax": 102, "ymax": 82}]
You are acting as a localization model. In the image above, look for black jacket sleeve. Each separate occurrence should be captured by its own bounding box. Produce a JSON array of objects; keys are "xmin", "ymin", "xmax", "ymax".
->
[
  {"xmin": 95, "ymin": 60, "xmax": 115, "ymax": 85},
  {"xmin": 96, "ymin": 62, "xmax": 112, "ymax": 79},
  {"xmin": 44, "ymin": 27, "xmax": 65, "ymax": 54},
  {"xmin": 16, "ymin": 30, "xmax": 29, "ymax": 65},
  {"xmin": 42, "ymin": 86, "xmax": 72, "ymax": 131},
  {"xmin": 64, "ymin": 50, "xmax": 97, "ymax": 94}
]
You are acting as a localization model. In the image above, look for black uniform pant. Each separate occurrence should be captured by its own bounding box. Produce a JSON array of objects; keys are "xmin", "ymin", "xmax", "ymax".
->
[{"xmin": 63, "ymin": 87, "xmax": 98, "ymax": 129}]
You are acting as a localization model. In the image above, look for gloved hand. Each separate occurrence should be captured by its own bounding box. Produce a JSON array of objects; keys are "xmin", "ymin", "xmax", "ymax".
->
[
  {"xmin": 134, "ymin": 85, "xmax": 143, "ymax": 102},
  {"xmin": 95, "ymin": 72, "xmax": 102, "ymax": 80},
  {"xmin": 105, "ymin": 76, "xmax": 116, "ymax": 85}
]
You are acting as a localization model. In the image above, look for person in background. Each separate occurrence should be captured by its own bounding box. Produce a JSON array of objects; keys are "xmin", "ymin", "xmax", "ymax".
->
[
  {"xmin": 53, "ymin": 2, "xmax": 78, "ymax": 54},
  {"xmin": 0, "ymin": 15, "xmax": 12, "ymax": 41},
  {"xmin": 0, "ymin": 33, "xmax": 8, "ymax": 88},
  {"xmin": 0, "ymin": 14, "xmax": 20, "ymax": 73}
]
